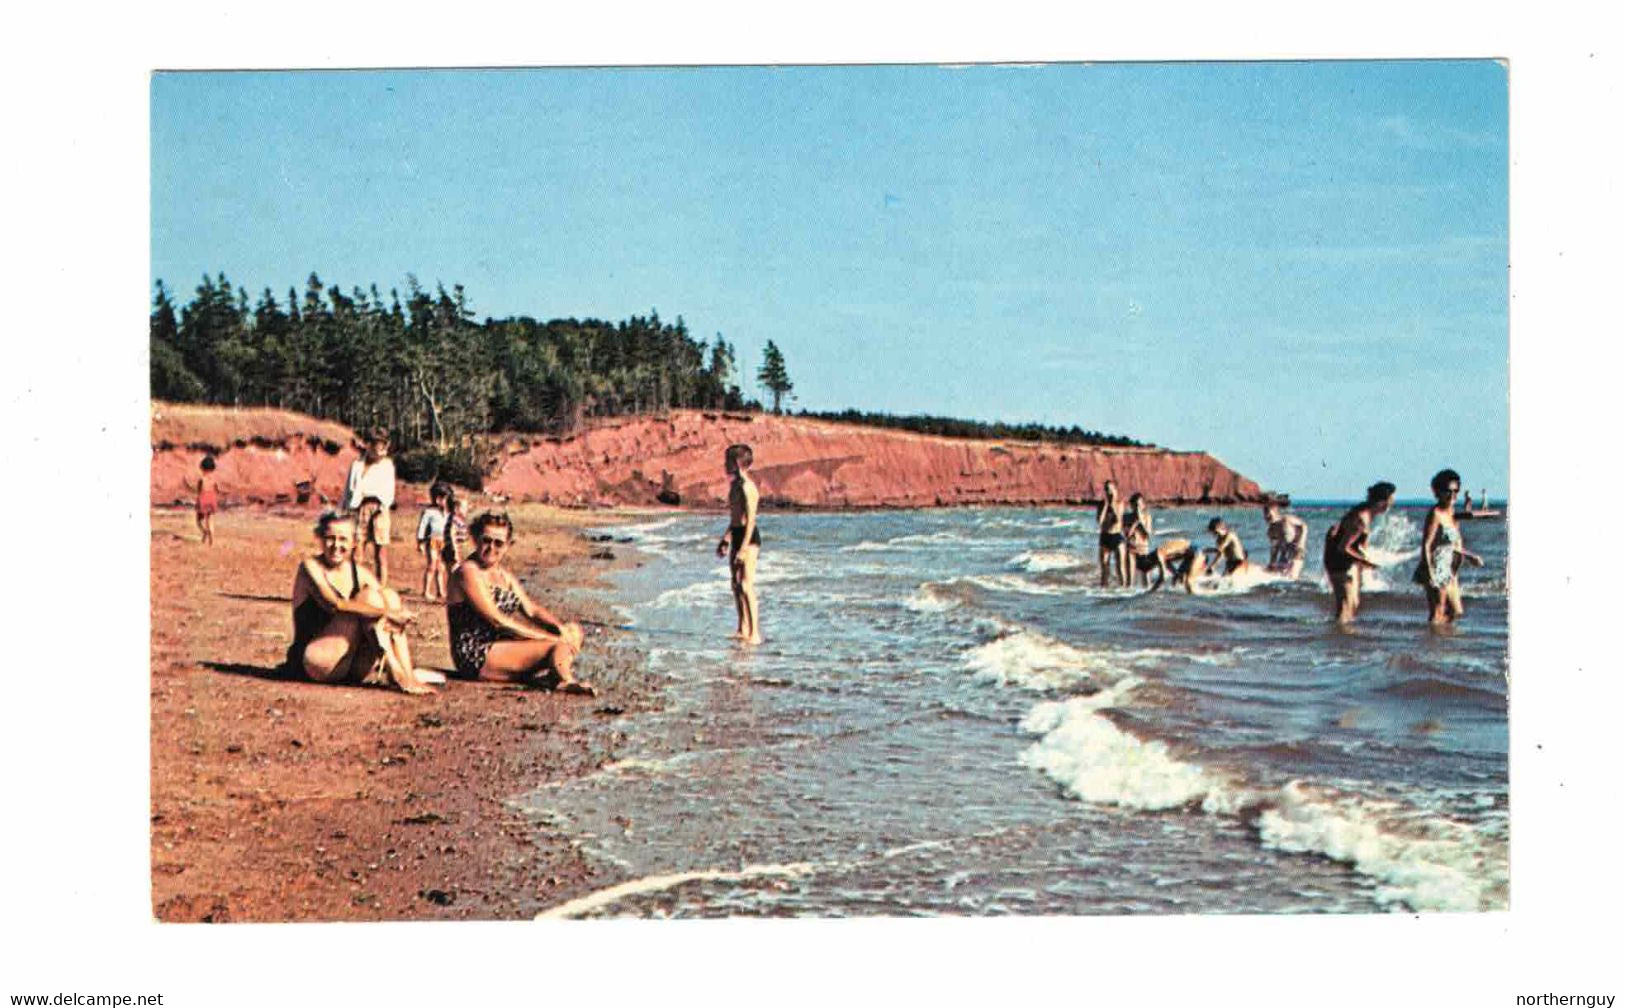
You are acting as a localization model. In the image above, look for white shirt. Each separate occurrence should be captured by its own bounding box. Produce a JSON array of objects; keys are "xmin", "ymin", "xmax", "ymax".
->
[{"xmin": 344, "ymin": 457, "xmax": 397, "ymax": 510}]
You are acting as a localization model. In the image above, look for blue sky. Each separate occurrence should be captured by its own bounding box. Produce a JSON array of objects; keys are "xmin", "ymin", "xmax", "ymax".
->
[{"xmin": 152, "ymin": 61, "xmax": 1506, "ymax": 499}]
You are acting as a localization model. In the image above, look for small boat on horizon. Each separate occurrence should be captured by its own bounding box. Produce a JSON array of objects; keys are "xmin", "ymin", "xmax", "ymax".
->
[{"xmin": 1457, "ymin": 489, "xmax": 1504, "ymax": 520}]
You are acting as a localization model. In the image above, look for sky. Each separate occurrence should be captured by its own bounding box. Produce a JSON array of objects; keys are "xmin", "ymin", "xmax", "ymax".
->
[{"xmin": 152, "ymin": 61, "xmax": 1507, "ymax": 499}]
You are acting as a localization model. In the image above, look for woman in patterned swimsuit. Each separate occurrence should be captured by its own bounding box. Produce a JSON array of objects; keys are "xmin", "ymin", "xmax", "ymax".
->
[
  {"xmin": 1420, "ymin": 469, "xmax": 1484, "ymax": 625},
  {"xmin": 444, "ymin": 511, "xmax": 593, "ymax": 694}
]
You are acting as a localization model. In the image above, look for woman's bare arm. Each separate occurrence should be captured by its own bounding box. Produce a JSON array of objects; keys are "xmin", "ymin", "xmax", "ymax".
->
[
  {"xmin": 296, "ymin": 558, "xmax": 389, "ymax": 619},
  {"xmin": 456, "ymin": 564, "xmax": 552, "ymax": 641}
]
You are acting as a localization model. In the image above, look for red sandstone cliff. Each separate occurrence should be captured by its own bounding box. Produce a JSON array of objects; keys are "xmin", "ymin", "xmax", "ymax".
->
[
  {"xmin": 485, "ymin": 411, "xmax": 1266, "ymax": 508},
  {"xmin": 150, "ymin": 403, "xmax": 368, "ymax": 508},
  {"xmin": 152, "ymin": 405, "xmax": 1267, "ymax": 510}
]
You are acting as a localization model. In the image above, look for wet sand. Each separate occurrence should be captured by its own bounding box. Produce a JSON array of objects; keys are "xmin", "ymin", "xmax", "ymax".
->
[{"xmin": 149, "ymin": 502, "xmax": 658, "ymax": 921}]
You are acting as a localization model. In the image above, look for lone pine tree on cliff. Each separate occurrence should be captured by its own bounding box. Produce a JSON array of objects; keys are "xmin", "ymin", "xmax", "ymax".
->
[{"xmin": 757, "ymin": 340, "xmax": 793, "ymax": 413}]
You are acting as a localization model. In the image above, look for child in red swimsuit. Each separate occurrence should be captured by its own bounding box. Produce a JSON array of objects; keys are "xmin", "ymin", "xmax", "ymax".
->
[{"xmin": 195, "ymin": 455, "xmax": 219, "ymax": 545}]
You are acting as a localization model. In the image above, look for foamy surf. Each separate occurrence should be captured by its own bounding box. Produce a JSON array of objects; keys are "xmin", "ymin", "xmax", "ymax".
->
[
  {"xmin": 1008, "ymin": 549, "xmax": 1085, "ymax": 572},
  {"xmin": 1019, "ymin": 686, "xmax": 1240, "ymax": 813},
  {"xmin": 536, "ymin": 860, "xmax": 818, "ymax": 919},
  {"xmin": 1018, "ymin": 693, "xmax": 1507, "ymax": 911},
  {"xmin": 962, "ymin": 630, "xmax": 1105, "ymax": 690},
  {"xmin": 1257, "ymin": 782, "xmax": 1508, "ymax": 912}
]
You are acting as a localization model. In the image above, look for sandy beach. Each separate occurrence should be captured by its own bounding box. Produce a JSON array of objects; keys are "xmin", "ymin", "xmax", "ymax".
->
[{"xmin": 149, "ymin": 502, "xmax": 658, "ymax": 922}]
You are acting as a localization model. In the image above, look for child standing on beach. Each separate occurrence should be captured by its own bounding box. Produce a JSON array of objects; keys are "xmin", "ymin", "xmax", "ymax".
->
[
  {"xmin": 442, "ymin": 493, "xmax": 470, "ymax": 571},
  {"xmin": 714, "ymin": 443, "xmax": 762, "ymax": 644},
  {"xmin": 416, "ymin": 482, "xmax": 451, "ymax": 602},
  {"xmin": 194, "ymin": 455, "xmax": 219, "ymax": 545},
  {"xmin": 343, "ymin": 427, "xmax": 397, "ymax": 585}
]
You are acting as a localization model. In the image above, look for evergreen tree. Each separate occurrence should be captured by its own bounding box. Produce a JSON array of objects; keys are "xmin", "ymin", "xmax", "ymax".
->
[{"xmin": 757, "ymin": 339, "xmax": 793, "ymax": 413}]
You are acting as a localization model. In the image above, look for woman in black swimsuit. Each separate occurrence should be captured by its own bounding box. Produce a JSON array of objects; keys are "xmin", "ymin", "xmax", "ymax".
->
[
  {"xmin": 1323, "ymin": 481, "xmax": 1396, "ymax": 625},
  {"xmin": 445, "ymin": 512, "xmax": 593, "ymax": 694},
  {"xmin": 286, "ymin": 511, "xmax": 437, "ymax": 694},
  {"xmin": 1096, "ymin": 480, "xmax": 1127, "ymax": 588}
]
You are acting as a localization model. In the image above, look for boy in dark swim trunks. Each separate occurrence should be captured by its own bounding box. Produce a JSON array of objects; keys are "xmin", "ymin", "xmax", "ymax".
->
[
  {"xmin": 715, "ymin": 443, "xmax": 762, "ymax": 644},
  {"xmin": 1206, "ymin": 517, "xmax": 1249, "ymax": 576}
]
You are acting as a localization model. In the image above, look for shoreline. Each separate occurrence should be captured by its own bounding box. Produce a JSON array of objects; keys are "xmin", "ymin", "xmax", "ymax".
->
[{"xmin": 150, "ymin": 502, "xmax": 655, "ymax": 922}]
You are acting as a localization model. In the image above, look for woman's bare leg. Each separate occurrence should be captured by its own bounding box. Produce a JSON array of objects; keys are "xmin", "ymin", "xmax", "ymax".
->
[
  {"xmin": 1444, "ymin": 580, "xmax": 1465, "ymax": 621},
  {"xmin": 481, "ymin": 638, "xmax": 591, "ymax": 693},
  {"xmin": 734, "ymin": 545, "xmax": 761, "ymax": 644},
  {"xmin": 302, "ymin": 615, "xmax": 366, "ymax": 683}
]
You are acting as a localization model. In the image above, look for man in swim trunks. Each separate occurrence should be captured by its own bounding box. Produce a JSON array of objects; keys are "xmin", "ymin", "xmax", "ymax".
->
[
  {"xmin": 1324, "ymin": 481, "xmax": 1396, "ymax": 624},
  {"xmin": 1096, "ymin": 480, "xmax": 1127, "ymax": 588},
  {"xmin": 715, "ymin": 443, "xmax": 762, "ymax": 644},
  {"xmin": 1263, "ymin": 502, "xmax": 1308, "ymax": 578},
  {"xmin": 1207, "ymin": 517, "xmax": 1249, "ymax": 576}
]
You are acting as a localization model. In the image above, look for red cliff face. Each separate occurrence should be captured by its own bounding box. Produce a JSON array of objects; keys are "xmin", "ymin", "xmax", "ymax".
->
[
  {"xmin": 485, "ymin": 411, "xmax": 1267, "ymax": 508},
  {"xmin": 150, "ymin": 404, "xmax": 372, "ymax": 508},
  {"xmin": 152, "ymin": 405, "xmax": 1267, "ymax": 510}
]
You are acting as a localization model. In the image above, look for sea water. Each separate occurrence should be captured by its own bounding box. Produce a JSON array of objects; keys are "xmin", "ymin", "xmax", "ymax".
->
[{"xmin": 520, "ymin": 506, "xmax": 1508, "ymax": 917}]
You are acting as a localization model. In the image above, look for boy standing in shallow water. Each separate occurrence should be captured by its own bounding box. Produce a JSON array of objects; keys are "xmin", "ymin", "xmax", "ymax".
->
[{"xmin": 715, "ymin": 443, "xmax": 762, "ymax": 644}]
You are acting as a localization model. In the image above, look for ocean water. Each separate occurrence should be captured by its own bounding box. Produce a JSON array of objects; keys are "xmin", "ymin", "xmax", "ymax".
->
[{"xmin": 520, "ymin": 505, "xmax": 1508, "ymax": 918}]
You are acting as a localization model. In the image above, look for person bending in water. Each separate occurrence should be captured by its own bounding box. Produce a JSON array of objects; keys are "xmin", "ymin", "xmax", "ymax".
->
[
  {"xmin": 1095, "ymin": 480, "xmax": 1127, "ymax": 588},
  {"xmin": 286, "ymin": 511, "xmax": 439, "ymax": 694},
  {"xmin": 446, "ymin": 511, "xmax": 592, "ymax": 693},
  {"xmin": 1130, "ymin": 530, "xmax": 1194, "ymax": 591},
  {"xmin": 1169, "ymin": 542, "xmax": 1210, "ymax": 593},
  {"xmin": 1263, "ymin": 501, "xmax": 1308, "ymax": 577},
  {"xmin": 1206, "ymin": 517, "xmax": 1250, "ymax": 576},
  {"xmin": 715, "ymin": 443, "xmax": 762, "ymax": 644},
  {"xmin": 1324, "ymin": 481, "xmax": 1396, "ymax": 624},
  {"xmin": 1419, "ymin": 468, "xmax": 1484, "ymax": 625}
]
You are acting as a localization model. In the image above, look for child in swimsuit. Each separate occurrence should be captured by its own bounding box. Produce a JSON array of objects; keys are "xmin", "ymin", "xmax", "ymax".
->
[
  {"xmin": 194, "ymin": 455, "xmax": 218, "ymax": 545},
  {"xmin": 1207, "ymin": 517, "xmax": 1249, "ymax": 576},
  {"xmin": 715, "ymin": 443, "xmax": 762, "ymax": 644},
  {"xmin": 416, "ymin": 482, "xmax": 451, "ymax": 602},
  {"xmin": 442, "ymin": 494, "xmax": 470, "ymax": 570}
]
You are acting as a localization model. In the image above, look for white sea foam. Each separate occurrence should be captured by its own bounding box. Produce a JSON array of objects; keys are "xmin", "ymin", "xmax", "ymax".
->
[
  {"xmin": 1189, "ymin": 564, "xmax": 1294, "ymax": 595},
  {"xmin": 1019, "ymin": 686, "xmax": 1239, "ymax": 813},
  {"xmin": 962, "ymin": 631, "xmax": 1106, "ymax": 690},
  {"xmin": 905, "ymin": 583, "xmax": 962, "ymax": 613},
  {"xmin": 1366, "ymin": 512, "xmax": 1421, "ymax": 568},
  {"xmin": 1018, "ymin": 694, "xmax": 1506, "ymax": 910},
  {"xmin": 537, "ymin": 860, "xmax": 818, "ymax": 919},
  {"xmin": 1007, "ymin": 549, "xmax": 1085, "ymax": 573},
  {"xmin": 842, "ymin": 530, "xmax": 972, "ymax": 553},
  {"xmin": 956, "ymin": 573, "xmax": 1069, "ymax": 596},
  {"xmin": 649, "ymin": 574, "xmax": 731, "ymax": 609},
  {"xmin": 1257, "ymin": 782, "xmax": 1507, "ymax": 912}
]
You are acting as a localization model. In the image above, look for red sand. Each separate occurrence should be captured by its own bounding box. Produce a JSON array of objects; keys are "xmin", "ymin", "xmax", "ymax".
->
[{"xmin": 149, "ymin": 504, "xmax": 655, "ymax": 921}]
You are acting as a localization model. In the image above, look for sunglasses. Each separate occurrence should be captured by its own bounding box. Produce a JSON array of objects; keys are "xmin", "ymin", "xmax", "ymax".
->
[{"xmin": 478, "ymin": 536, "xmax": 510, "ymax": 548}]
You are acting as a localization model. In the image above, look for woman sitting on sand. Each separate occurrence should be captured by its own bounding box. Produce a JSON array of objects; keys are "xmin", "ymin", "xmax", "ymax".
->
[
  {"xmin": 286, "ymin": 511, "xmax": 440, "ymax": 694},
  {"xmin": 445, "ymin": 512, "xmax": 594, "ymax": 694},
  {"xmin": 1417, "ymin": 468, "xmax": 1484, "ymax": 625}
]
